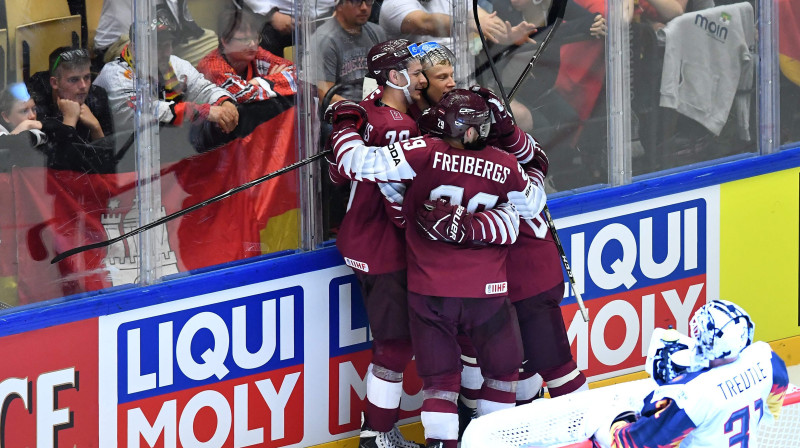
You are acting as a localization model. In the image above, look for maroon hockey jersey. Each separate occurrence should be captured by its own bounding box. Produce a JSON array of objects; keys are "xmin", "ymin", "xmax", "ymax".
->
[
  {"xmin": 332, "ymin": 89, "xmax": 419, "ymax": 274},
  {"xmin": 399, "ymin": 137, "xmax": 531, "ymax": 298},
  {"xmin": 507, "ymin": 215, "xmax": 565, "ymax": 302}
]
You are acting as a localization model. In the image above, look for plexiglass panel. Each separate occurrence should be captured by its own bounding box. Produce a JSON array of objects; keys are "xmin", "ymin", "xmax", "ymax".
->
[
  {"xmin": 779, "ymin": 0, "xmax": 800, "ymax": 148},
  {"xmin": 474, "ymin": 0, "xmax": 611, "ymax": 192},
  {"xmin": 0, "ymin": 0, "xmax": 304, "ymax": 307},
  {"xmin": 629, "ymin": 1, "xmax": 760, "ymax": 174}
]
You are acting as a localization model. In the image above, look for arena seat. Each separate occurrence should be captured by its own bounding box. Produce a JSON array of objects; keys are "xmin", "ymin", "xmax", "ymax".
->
[
  {"xmin": 4, "ymin": 0, "xmax": 71, "ymax": 77},
  {"xmin": 15, "ymin": 16, "xmax": 81, "ymax": 82}
]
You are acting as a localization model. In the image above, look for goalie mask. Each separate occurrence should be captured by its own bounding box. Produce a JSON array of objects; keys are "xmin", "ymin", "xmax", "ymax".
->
[
  {"xmin": 367, "ymin": 39, "xmax": 421, "ymax": 104},
  {"xmin": 419, "ymin": 89, "xmax": 491, "ymax": 149},
  {"xmin": 690, "ymin": 299, "xmax": 754, "ymax": 364}
]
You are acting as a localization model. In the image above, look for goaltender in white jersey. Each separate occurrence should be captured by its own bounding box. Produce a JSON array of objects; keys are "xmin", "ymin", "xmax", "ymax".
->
[{"xmin": 594, "ymin": 299, "xmax": 789, "ymax": 448}]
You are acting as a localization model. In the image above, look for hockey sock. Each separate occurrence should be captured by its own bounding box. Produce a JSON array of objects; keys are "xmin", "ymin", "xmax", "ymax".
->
[
  {"xmin": 540, "ymin": 360, "xmax": 588, "ymax": 397},
  {"xmin": 459, "ymin": 353, "xmax": 482, "ymax": 410},
  {"xmin": 516, "ymin": 372, "xmax": 543, "ymax": 405},
  {"xmin": 365, "ymin": 364, "xmax": 404, "ymax": 432},
  {"xmin": 476, "ymin": 377, "xmax": 517, "ymax": 417}
]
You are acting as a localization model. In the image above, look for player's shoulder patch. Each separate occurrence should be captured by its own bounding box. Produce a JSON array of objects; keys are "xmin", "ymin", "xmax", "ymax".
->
[{"xmin": 390, "ymin": 109, "xmax": 403, "ymax": 121}]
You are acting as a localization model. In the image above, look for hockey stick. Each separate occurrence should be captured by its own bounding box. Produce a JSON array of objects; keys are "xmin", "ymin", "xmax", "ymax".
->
[
  {"xmin": 474, "ymin": 0, "xmax": 589, "ymax": 322},
  {"xmin": 51, "ymin": 150, "xmax": 330, "ymax": 264}
]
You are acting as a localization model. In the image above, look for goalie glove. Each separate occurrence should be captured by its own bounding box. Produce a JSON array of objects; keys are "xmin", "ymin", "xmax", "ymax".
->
[
  {"xmin": 470, "ymin": 85, "xmax": 515, "ymax": 139},
  {"xmin": 592, "ymin": 410, "xmax": 639, "ymax": 448},
  {"xmin": 645, "ymin": 327, "xmax": 695, "ymax": 385},
  {"xmin": 324, "ymin": 100, "xmax": 367, "ymax": 133},
  {"xmin": 416, "ymin": 199, "xmax": 520, "ymax": 245}
]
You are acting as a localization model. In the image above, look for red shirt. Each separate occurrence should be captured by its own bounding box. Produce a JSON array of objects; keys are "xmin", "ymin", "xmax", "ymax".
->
[{"xmin": 197, "ymin": 48, "xmax": 297, "ymax": 103}]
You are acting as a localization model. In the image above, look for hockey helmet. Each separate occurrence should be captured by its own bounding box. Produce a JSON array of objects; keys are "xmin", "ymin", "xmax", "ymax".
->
[
  {"xmin": 367, "ymin": 39, "xmax": 418, "ymax": 86},
  {"xmin": 690, "ymin": 299, "xmax": 754, "ymax": 362},
  {"xmin": 421, "ymin": 89, "xmax": 491, "ymax": 141},
  {"xmin": 417, "ymin": 41, "xmax": 455, "ymax": 71}
]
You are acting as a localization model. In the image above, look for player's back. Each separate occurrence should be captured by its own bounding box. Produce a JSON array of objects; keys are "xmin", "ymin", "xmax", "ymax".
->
[
  {"xmin": 334, "ymin": 92, "xmax": 418, "ymax": 275},
  {"xmin": 402, "ymin": 136, "xmax": 529, "ymax": 299},
  {"xmin": 507, "ymin": 216, "xmax": 564, "ymax": 301},
  {"xmin": 652, "ymin": 341, "xmax": 788, "ymax": 447}
]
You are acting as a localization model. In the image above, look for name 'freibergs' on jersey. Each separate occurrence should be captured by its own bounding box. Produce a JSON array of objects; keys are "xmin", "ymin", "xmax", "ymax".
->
[{"xmin": 400, "ymin": 137, "xmax": 530, "ymax": 298}]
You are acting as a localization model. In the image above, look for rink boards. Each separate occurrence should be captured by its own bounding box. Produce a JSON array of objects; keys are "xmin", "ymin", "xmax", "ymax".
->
[{"xmin": 0, "ymin": 149, "xmax": 798, "ymax": 447}]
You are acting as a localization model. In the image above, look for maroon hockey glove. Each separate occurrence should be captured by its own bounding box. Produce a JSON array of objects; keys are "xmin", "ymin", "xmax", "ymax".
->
[
  {"xmin": 530, "ymin": 143, "xmax": 549, "ymax": 177},
  {"xmin": 470, "ymin": 85, "xmax": 515, "ymax": 138},
  {"xmin": 416, "ymin": 198, "xmax": 471, "ymax": 244},
  {"xmin": 324, "ymin": 100, "xmax": 367, "ymax": 132}
]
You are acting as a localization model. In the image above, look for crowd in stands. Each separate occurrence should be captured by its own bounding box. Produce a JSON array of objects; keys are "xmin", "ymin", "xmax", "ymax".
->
[{"xmin": 0, "ymin": 0, "xmax": 785, "ymax": 181}]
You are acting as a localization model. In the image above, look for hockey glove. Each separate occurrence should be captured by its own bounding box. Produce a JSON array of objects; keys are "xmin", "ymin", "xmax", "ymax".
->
[
  {"xmin": 508, "ymin": 181, "xmax": 546, "ymax": 220},
  {"xmin": 470, "ymin": 85, "xmax": 515, "ymax": 138},
  {"xmin": 324, "ymin": 100, "xmax": 367, "ymax": 133},
  {"xmin": 529, "ymin": 142, "xmax": 549, "ymax": 177},
  {"xmin": 592, "ymin": 409, "xmax": 639, "ymax": 448},
  {"xmin": 416, "ymin": 198, "xmax": 470, "ymax": 244}
]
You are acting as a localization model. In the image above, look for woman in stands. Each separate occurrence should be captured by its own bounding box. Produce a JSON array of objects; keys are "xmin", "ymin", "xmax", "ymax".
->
[
  {"xmin": 197, "ymin": 3, "xmax": 296, "ymax": 104},
  {"xmin": 0, "ymin": 83, "xmax": 42, "ymax": 136}
]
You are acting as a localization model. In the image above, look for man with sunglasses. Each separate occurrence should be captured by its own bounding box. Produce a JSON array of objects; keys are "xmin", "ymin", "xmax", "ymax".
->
[{"xmin": 310, "ymin": 0, "xmax": 386, "ymax": 103}]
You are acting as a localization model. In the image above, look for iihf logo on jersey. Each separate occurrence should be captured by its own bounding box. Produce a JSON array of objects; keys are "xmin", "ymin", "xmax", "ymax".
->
[{"xmin": 485, "ymin": 282, "xmax": 508, "ymax": 295}]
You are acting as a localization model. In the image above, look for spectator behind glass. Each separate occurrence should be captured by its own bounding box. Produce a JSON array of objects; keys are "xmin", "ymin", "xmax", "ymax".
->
[
  {"xmin": 197, "ymin": 4, "xmax": 297, "ymax": 104},
  {"xmin": 94, "ymin": 0, "xmax": 217, "ymax": 67},
  {"xmin": 379, "ymin": 0, "xmax": 535, "ymax": 50},
  {"xmin": 310, "ymin": 0, "xmax": 386, "ymax": 103},
  {"xmin": 243, "ymin": 0, "xmax": 335, "ymax": 59},
  {"xmin": 27, "ymin": 47, "xmax": 114, "ymax": 144},
  {"xmin": 94, "ymin": 7, "xmax": 239, "ymax": 140},
  {"xmin": 0, "ymin": 83, "xmax": 48, "ymax": 171},
  {"xmin": 0, "ymin": 83, "xmax": 42, "ymax": 136},
  {"xmin": 635, "ymin": 0, "xmax": 688, "ymax": 30}
]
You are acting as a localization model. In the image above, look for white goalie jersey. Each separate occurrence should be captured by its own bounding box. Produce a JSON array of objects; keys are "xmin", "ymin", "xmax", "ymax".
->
[{"xmin": 631, "ymin": 341, "xmax": 788, "ymax": 448}]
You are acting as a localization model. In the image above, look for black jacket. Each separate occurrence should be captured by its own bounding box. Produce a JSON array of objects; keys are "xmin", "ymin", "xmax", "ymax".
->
[{"xmin": 26, "ymin": 71, "xmax": 117, "ymax": 173}]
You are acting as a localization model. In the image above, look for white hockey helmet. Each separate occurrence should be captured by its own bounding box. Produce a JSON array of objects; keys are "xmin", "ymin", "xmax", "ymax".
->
[{"xmin": 690, "ymin": 299, "xmax": 754, "ymax": 363}]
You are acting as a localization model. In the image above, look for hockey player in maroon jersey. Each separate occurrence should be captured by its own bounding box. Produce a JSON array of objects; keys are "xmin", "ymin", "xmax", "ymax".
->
[
  {"xmin": 416, "ymin": 86, "xmax": 588, "ymax": 424},
  {"xmin": 413, "ymin": 42, "xmax": 456, "ymax": 111},
  {"xmin": 327, "ymin": 89, "xmax": 547, "ymax": 448},
  {"xmin": 471, "ymin": 86, "xmax": 589, "ymax": 399},
  {"xmin": 328, "ymin": 39, "xmax": 428, "ymax": 448}
]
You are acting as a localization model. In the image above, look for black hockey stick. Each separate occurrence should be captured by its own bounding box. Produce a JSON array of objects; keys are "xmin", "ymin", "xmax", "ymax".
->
[
  {"xmin": 474, "ymin": 0, "xmax": 589, "ymax": 322},
  {"xmin": 51, "ymin": 150, "xmax": 330, "ymax": 264}
]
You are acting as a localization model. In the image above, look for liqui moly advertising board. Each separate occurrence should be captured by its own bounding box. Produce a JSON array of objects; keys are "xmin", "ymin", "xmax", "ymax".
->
[
  {"xmin": 555, "ymin": 187, "xmax": 719, "ymax": 381},
  {"xmin": 97, "ymin": 264, "xmax": 421, "ymax": 448}
]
